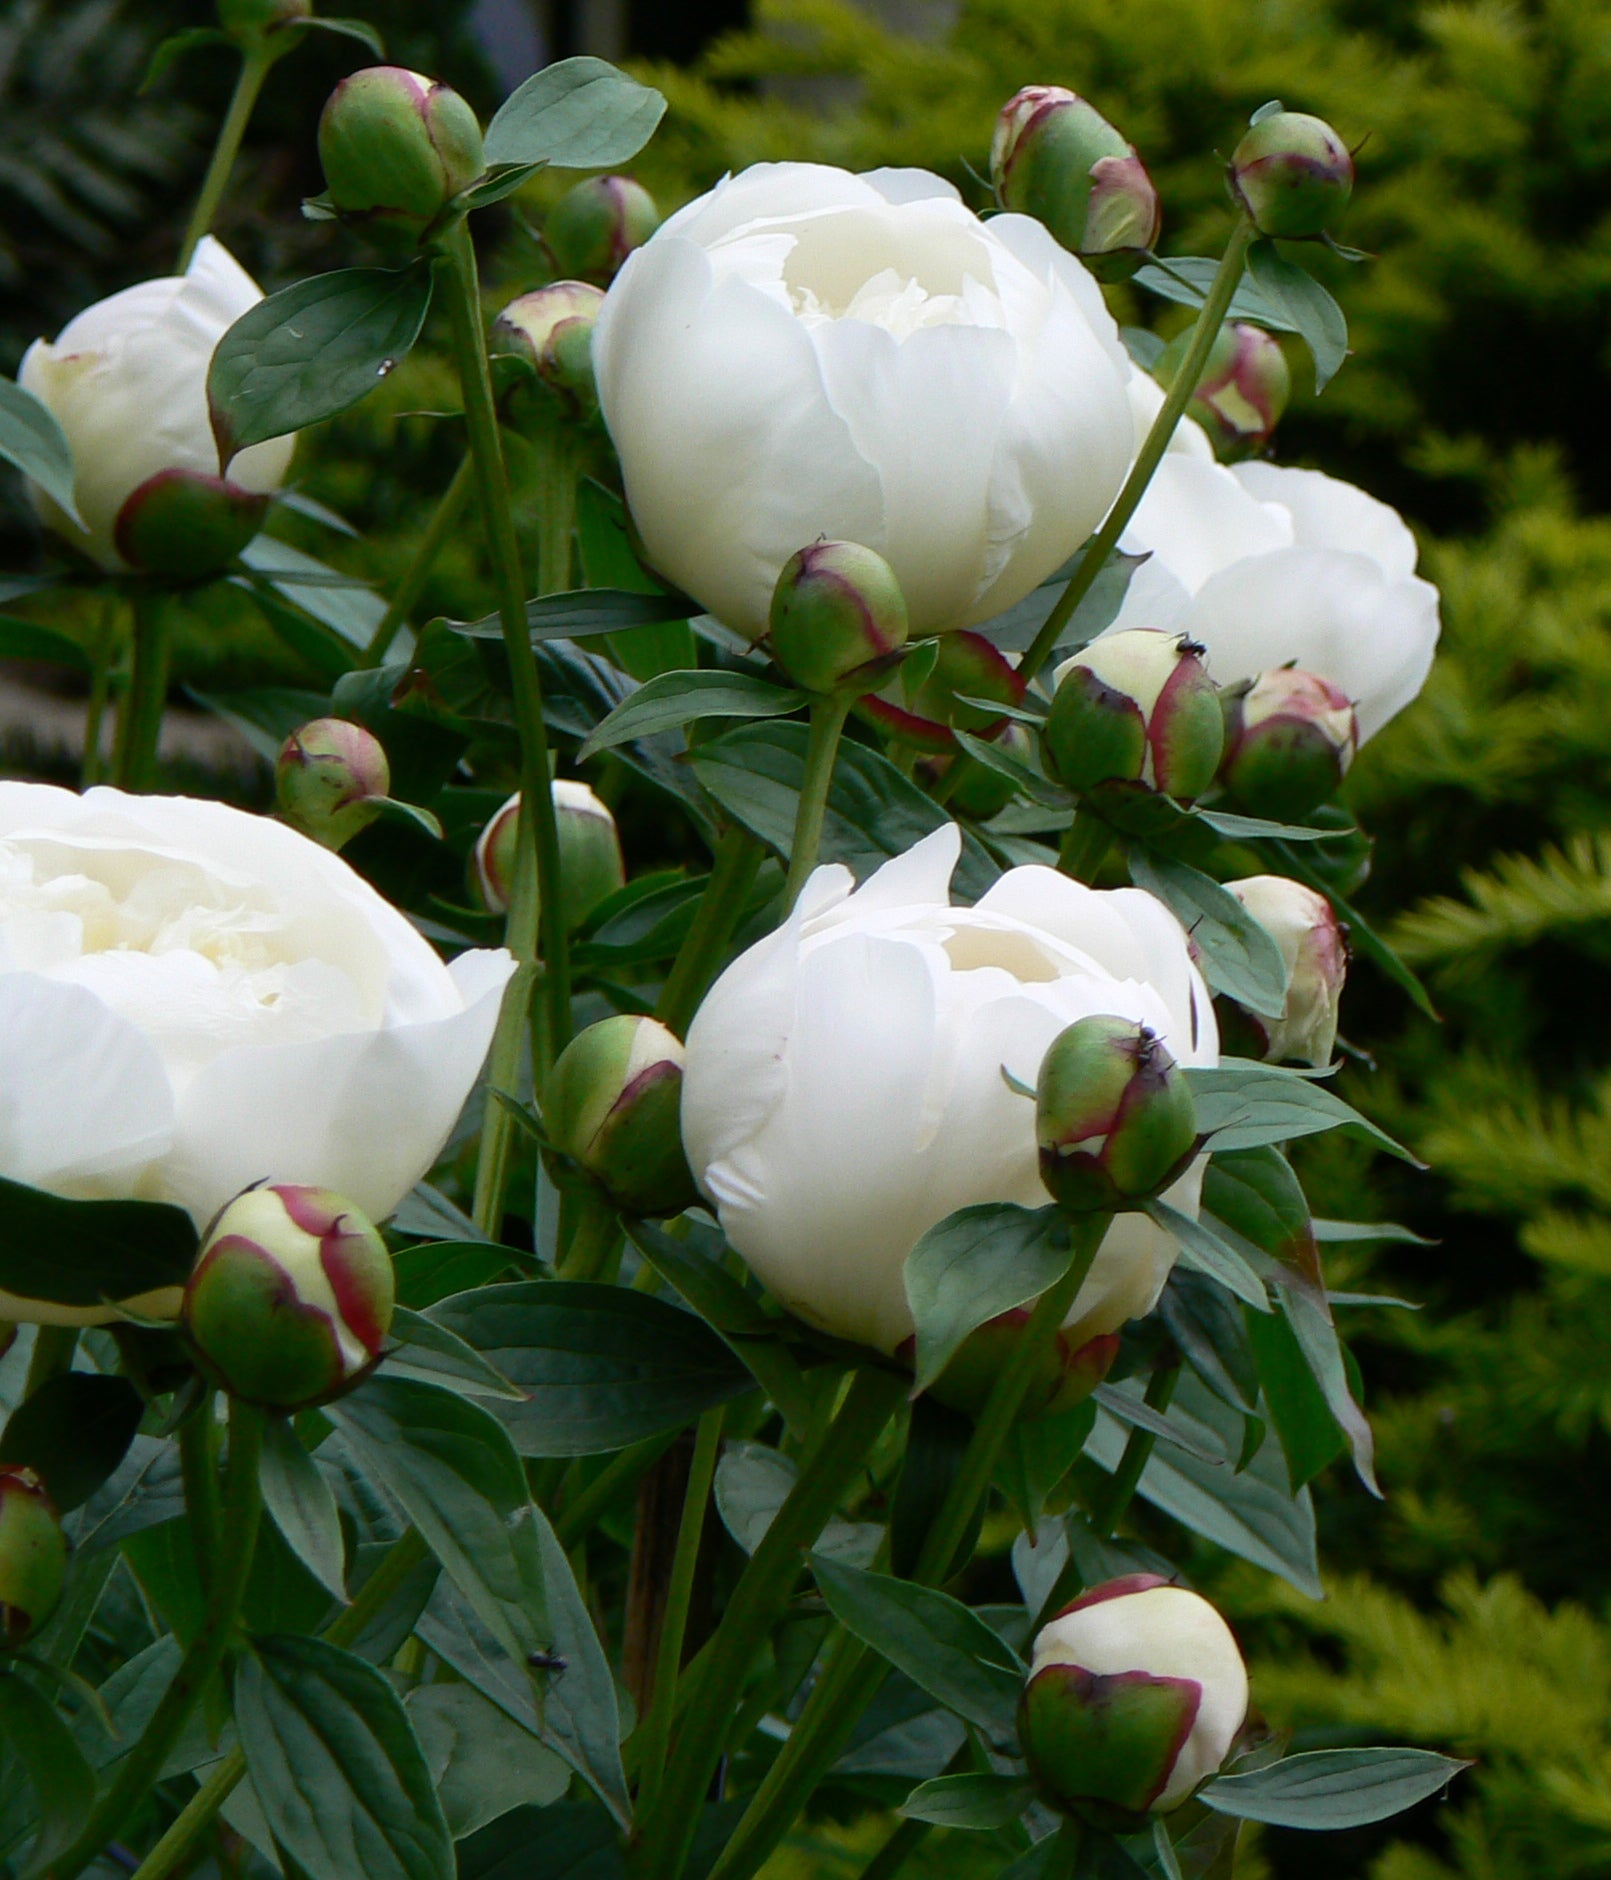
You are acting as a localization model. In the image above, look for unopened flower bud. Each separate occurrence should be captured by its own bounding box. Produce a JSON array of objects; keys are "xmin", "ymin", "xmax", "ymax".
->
[
  {"xmin": 866, "ymin": 631, "xmax": 1022, "ymax": 754},
  {"xmin": 1229, "ymin": 109, "xmax": 1353, "ymax": 239},
  {"xmin": 991, "ymin": 86, "xmax": 1161, "ymax": 281},
  {"xmin": 318, "ymin": 67, "xmax": 484, "ymax": 244},
  {"xmin": 219, "ymin": 0, "xmax": 311, "ymax": 40},
  {"xmin": 113, "ymin": 469, "xmax": 269, "ymax": 579},
  {"xmin": 474, "ymin": 780, "xmax": 625, "ymax": 928},
  {"xmin": 1224, "ymin": 876, "xmax": 1346, "ymax": 1066},
  {"xmin": 1045, "ymin": 630, "xmax": 1223, "ymax": 801},
  {"xmin": 545, "ymin": 175, "xmax": 660, "ymax": 284},
  {"xmin": 0, "ymin": 1465, "xmax": 67, "ymax": 1651},
  {"xmin": 491, "ymin": 282, "xmax": 605, "ymax": 410},
  {"xmin": 1036, "ymin": 1016, "xmax": 1197, "ymax": 1215},
  {"xmin": 1154, "ymin": 323, "xmax": 1290, "ymax": 462},
  {"xmin": 1021, "ymin": 1576, "xmax": 1249, "ymax": 1824},
  {"xmin": 183, "ymin": 1185, "xmax": 395, "ymax": 1410},
  {"xmin": 945, "ymin": 720, "xmax": 1037, "ymax": 819},
  {"xmin": 544, "ymin": 1016, "xmax": 696, "ymax": 1216},
  {"xmin": 276, "ymin": 718, "xmax": 391, "ymax": 850},
  {"xmin": 1220, "ymin": 668, "xmax": 1357, "ymax": 819},
  {"xmin": 769, "ymin": 541, "xmax": 910, "ymax": 694}
]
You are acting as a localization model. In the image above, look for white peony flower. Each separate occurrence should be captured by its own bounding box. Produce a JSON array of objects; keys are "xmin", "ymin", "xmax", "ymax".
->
[
  {"xmin": 0, "ymin": 783, "xmax": 515, "ymax": 1323},
  {"xmin": 680, "ymin": 825, "xmax": 1216, "ymax": 1357},
  {"xmin": 592, "ymin": 162, "xmax": 1136, "ymax": 641}
]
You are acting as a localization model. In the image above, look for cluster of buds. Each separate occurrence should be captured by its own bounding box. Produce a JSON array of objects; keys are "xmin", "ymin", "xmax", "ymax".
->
[
  {"xmin": 1035, "ymin": 1015, "xmax": 1199, "ymax": 1215},
  {"xmin": 544, "ymin": 175, "xmax": 660, "ymax": 284},
  {"xmin": 182, "ymin": 1185, "xmax": 395, "ymax": 1411},
  {"xmin": 544, "ymin": 1016, "xmax": 697, "ymax": 1217},
  {"xmin": 0, "ymin": 1465, "xmax": 67, "ymax": 1650},
  {"xmin": 991, "ymin": 87, "xmax": 1160, "ymax": 280},
  {"xmin": 768, "ymin": 541, "xmax": 910, "ymax": 695},
  {"xmin": 1020, "ymin": 1575, "xmax": 1250, "ymax": 1824},
  {"xmin": 1043, "ymin": 629, "xmax": 1223, "ymax": 803},
  {"xmin": 1155, "ymin": 322, "xmax": 1290, "ymax": 462},
  {"xmin": 276, "ymin": 717, "xmax": 391, "ymax": 850},
  {"xmin": 318, "ymin": 66, "xmax": 484, "ymax": 246},
  {"xmin": 1220, "ymin": 669, "xmax": 1358, "ymax": 819},
  {"xmin": 491, "ymin": 283, "xmax": 606, "ymax": 414},
  {"xmin": 474, "ymin": 779, "xmax": 626, "ymax": 929},
  {"xmin": 1225, "ymin": 876, "xmax": 1348, "ymax": 1065},
  {"xmin": 1229, "ymin": 107, "xmax": 1354, "ymax": 239}
]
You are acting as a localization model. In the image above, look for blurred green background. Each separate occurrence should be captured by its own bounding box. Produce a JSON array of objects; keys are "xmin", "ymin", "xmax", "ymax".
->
[{"xmin": 6, "ymin": 1, "xmax": 1611, "ymax": 1875}]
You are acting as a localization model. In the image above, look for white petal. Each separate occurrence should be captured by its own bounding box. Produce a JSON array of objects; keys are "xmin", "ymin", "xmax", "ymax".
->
[
  {"xmin": 1118, "ymin": 454, "xmax": 1292, "ymax": 597},
  {"xmin": 1234, "ymin": 460, "xmax": 1420, "ymax": 581},
  {"xmin": 860, "ymin": 167, "xmax": 964, "ymax": 206}
]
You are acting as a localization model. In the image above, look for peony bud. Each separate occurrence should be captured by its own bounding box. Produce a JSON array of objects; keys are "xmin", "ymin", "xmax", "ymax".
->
[
  {"xmin": 276, "ymin": 718, "xmax": 391, "ymax": 851},
  {"xmin": 1220, "ymin": 668, "xmax": 1357, "ymax": 820},
  {"xmin": 769, "ymin": 541, "xmax": 910, "ymax": 694},
  {"xmin": 545, "ymin": 175, "xmax": 660, "ymax": 284},
  {"xmin": 1021, "ymin": 1575, "xmax": 1249, "ymax": 1824},
  {"xmin": 991, "ymin": 86, "xmax": 1161, "ymax": 281},
  {"xmin": 544, "ymin": 1015, "xmax": 696, "ymax": 1217},
  {"xmin": 219, "ymin": 0, "xmax": 311, "ymax": 39},
  {"xmin": 318, "ymin": 67, "xmax": 484, "ymax": 243},
  {"xmin": 1154, "ymin": 323, "xmax": 1290, "ymax": 462},
  {"xmin": 1044, "ymin": 630, "xmax": 1223, "ymax": 801},
  {"xmin": 1224, "ymin": 876, "xmax": 1346, "ymax": 1066},
  {"xmin": 473, "ymin": 780, "xmax": 625, "ymax": 928},
  {"xmin": 183, "ymin": 1185, "xmax": 395, "ymax": 1410},
  {"xmin": 491, "ymin": 282, "xmax": 605, "ymax": 411},
  {"xmin": 944, "ymin": 720, "xmax": 1037, "ymax": 820},
  {"xmin": 0, "ymin": 1465, "xmax": 67, "ymax": 1651},
  {"xmin": 869, "ymin": 630, "xmax": 1025, "ymax": 754},
  {"xmin": 113, "ymin": 468, "xmax": 269, "ymax": 579},
  {"xmin": 1229, "ymin": 109, "xmax": 1354, "ymax": 240},
  {"xmin": 1036, "ymin": 1016, "xmax": 1198, "ymax": 1215},
  {"xmin": 912, "ymin": 1313, "xmax": 1119, "ymax": 1419}
]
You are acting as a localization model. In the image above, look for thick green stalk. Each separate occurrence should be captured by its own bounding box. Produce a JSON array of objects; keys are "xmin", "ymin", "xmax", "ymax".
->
[
  {"xmin": 781, "ymin": 693, "xmax": 852, "ymax": 912},
  {"xmin": 555, "ymin": 1189, "xmax": 621, "ymax": 1282},
  {"xmin": 1057, "ymin": 810, "xmax": 1115, "ymax": 885},
  {"xmin": 177, "ymin": 42, "xmax": 278, "ymax": 271},
  {"xmin": 634, "ymin": 1406, "xmax": 726, "ymax": 1804},
  {"xmin": 556, "ymin": 1433, "xmax": 678, "ymax": 1547},
  {"xmin": 1095, "ymin": 1361, "xmax": 1180, "ymax": 1536},
  {"xmin": 80, "ymin": 594, "xmax": 120, "ymax": 786},
  {"xmin": 362, "ymin": 451, "xmax": 474, "ymax": 666},
  {"xmin": 53, "ymin": 1400, "xmax": 266, "ymax": 1880},
  {"xmin": 111, "ymin": 590, "xmax": 172, "ymax": 790},
  {"xmin": 656, "ymin": 826, "xmax": 765, "ymax": 1034},
  {"xmin": 629, "ymin": 1366, "xmax": 907, "ymax": 1880},
  {"xmin": 178, "ymin": 1397, "xmax": 222, "ymax": 1601},
  {"xmin": 532, "ymin": 415, "xmax": 577, "ymax": 597},
  {"xmin": 472, "ymin": 843, "xmax": 540, "ymax": 1240},
  {"xmin": 439, "ymin": 219, "xmax": 571, "ymax": 1074}
]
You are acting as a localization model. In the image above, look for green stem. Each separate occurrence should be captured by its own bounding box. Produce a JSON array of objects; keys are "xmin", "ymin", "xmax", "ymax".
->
[
  {"xmin": 782, "ymin": 693, "xmax": 852, "ymax": 912},
  {"xmin": 177, "ymin": 43, "xmax": 278, "ymax": 271},
  {"xmin": 856, "ymin": 1808, "xmax": 933, "ymax": 1880},
  {"xmin": 1095, "ymin": 1361, "xmax": 1180, "ymax": 1536},
  {"xmin": 53, "ymin": 1400, "xmax": 266, "ymax": 1880},
  {"xmin": 630, "ymin": 1366, "xmax": 907, "ymax": 1880},
  {"xmin": 634, "ymin": 1405, "xmax": 725, "ymax": 1804},
  {"xmin": 440, "ymin": 219, "xmax": 571, "ymax": 1075},
  {"xmin": 472, "ymin": 845, "xmax": 541, "ymax": 1240},
  {"xmin": 555, "ymin": 1189, "xmax": 621, "ymax": 1282},
  {"xmin": 362, "ymin": 451, "xmax": 474, "ymax": 667},
  {"xmin": 656, "ymin": 826, "xmax": 765, "ymax": 1034},
  {"xmin": 1053, "ymin": 1816, "xmax": 1086, "ymax": 1873},
  {"xmin": 111, "ymin": 590, "xmax": 172, "ymax": 790},
  {"xmin": 533, "ymin": 417, "xmax": 577, "ymax": 597},
  {"xmin": 556, "ymin": 1432, "xmax": 677, "ymax": 1547},
  {"xmin": 178, "ymin": 1397, "xmax": 223, "ymax": 1601},
  {"xmin": 80, "ymin": 595, "xmax": 119, "ymax": 787},
  {"xmin": 22, "ymin": 1325, "xmax": 77, "ymax": 1398},
  {"xmin": 1057, "ymin": 810, "xmax": 1115, "ymax": 885}
]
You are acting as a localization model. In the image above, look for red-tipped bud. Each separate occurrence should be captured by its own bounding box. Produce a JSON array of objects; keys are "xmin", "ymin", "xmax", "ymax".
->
[
  {"xmin": 1155, "ymin": 323, "xmax": 1290, "ymax": 462},
  {"xmin": 491, "ymin": 281, "xmax": 606, "ymax": 412},
  {"xmin": 1021, "ymin": 1577, "xmax": 1249, "ymax": 1825},
  {"xmin": 867, "ymin": 630, "xmax": 1026, "ymax": 754},
  {"xmin": 769, "ymin": 541, "xmax": 910, "ymax": 694},
  {"xmin": 1220, "ymin": 668, "xmax": 1357, "ymax": 820},
  {"xmin": 276, "ymin": 718, "xmax": 391, "ymax": 850},
  {"xmin": 0, "ymin": 1465, "xmax": 67, "ymax": 1651},
  {"xmin": 544, "ymin": 175, "xmax": 661, "ymax": 284},
  {"xmin": 1224, "ymin": 876, "xmax": 1347, "ymax": 1066},
  {"xmin": 473, "ymin": 780, "xmax": 625, "ymax": 929},
  {"xmin": 318, "ymin": 67, "xmax": 484, "ymax": 244},
  {"xmin": 218, "ymin": 0, "xmax": 311, "ymax": 40},
  {"xmin": 1229, "ymin": 108, "xmax": 1354, "ymax": 240},
  {"xmin": 113, "ymin": 469, "xmax": 269, "ymax": 579},
  {"xmin": 1036, "ymin": 1016, "xmax": 1198, "ymax": 1215},
  {"xmin": 544, "ymin": 1016, "xmax": 697, "ymax": 1217},
  {"xmin": 1045, "ymin": 629, "xmax": 1223, "ymax": 801},
  {"xmin": 991, "ymin": 86, "xmax": 1160, "ymax": 281},
  {"xmin": 183, "ymin": 1185, "xmax": 395, "ymax": 1410}
]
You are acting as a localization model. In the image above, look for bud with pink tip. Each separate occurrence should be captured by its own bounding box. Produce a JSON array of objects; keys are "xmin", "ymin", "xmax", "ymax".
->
[
  {"xmin": 865, "ymin": 630, "xmax": 1024, "ymax": 755},
  {"xmin": 1155, "ymin": 322, "xmax": 1290, "ymax": 462},
  {"xmin": 1045, "ymin": 629, "xmax": 1223, "ymax": 801},
  {"xmin": 318, "ymin": 67, "xmax": 484, "ymax": 244},
  {"xmin": 1036, "ymin": 1016, "xmax": 1198, "ymax": 1216},
  {"xmin": 1229, "ymin": 108, "xmax": 1354, "ymax": 239},
  {"xmin": 218, "ymin": 0, "xmax": 311, "ymax": 41},
  {"xmin": 1224, "ymin": 876, "xmax": 1347, "ymax": 1066},
  {"xmin": 1220, "ymin": 668, "xmax": 1357, "ymax": 820},
  {"xmin": 1021, "ymin": 1575, "xmax": 1250, "ymax": 1825},
  {"xmin": 183, "ymin": 1185, "xmax": 395, "ymax": 1411},
  {"xmin": 545, "ymin": 1015, "xmax": 696, "ymax": 1216},
  {"xmin": 769, "ymin": 541, "xmax": 910, "ymax": 695},
  {"xmin": 0, "ymin": 1465, "xmax": 67, "ymax": 1651},
  {"xmin": 491, "ymin": 282, "xmax": 606, "ymax": 411},
  {"xmin": 545, "ymin": 175, "xmax": 660, "ymax": 284},
  {"xmin": 276, "ymin": 718, "xmax": 391, "ymax": 850},
  {"xmin": 474, "ymin": 780, "xmax": 625, "ymax": 928}
]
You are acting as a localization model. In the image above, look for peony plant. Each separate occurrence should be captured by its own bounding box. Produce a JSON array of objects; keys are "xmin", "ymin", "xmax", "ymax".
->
[{"xmin": 0, "ymin": 23, "xmax": 1468, "ymax": 1880}]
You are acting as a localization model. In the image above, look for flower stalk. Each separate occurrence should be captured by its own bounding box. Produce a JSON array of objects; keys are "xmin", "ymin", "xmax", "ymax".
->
[
  {"xmin": 362, "ymin": 450, "xmax": 474, "ymax": 666},
  {"xmin": 177, "ymin": 41, "xmax": 280, "ymax": 271},
  {"xmin": 111, "ymin": 590, "xmax": 172, "ymax": 790},
  {"xmin": 782, "ymin": 692, "xmax": 853, "ymax": 912}
]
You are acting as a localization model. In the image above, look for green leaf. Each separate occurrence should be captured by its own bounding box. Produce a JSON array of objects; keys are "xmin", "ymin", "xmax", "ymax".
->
[
  {"xmin": 386, "ymin": 1306, "xmax": 525, "ymax": 1401},
  {"xmin": 458, "ymin": 162, "xmax": 547, "ymax": 212},
  {"xmin": 0, "ymin": 1374, "xmax": 143, "ymax": 1512},
  {"xmin": 715, "ymin": 1443, "xmax": 880, "ymax": 1566},
  {"xmin": 1129, "ymin": 853, "xmax": 1288, "ymax": 1018},
  {"xmin": 1152, "ymin": 1818, "xmax": 1185, "ymax": 1880},
  {"xmin": 1246, "ymin": 241, "xmax": 1349, "ymax": 392},
  {"xmin": 457, "ymin": 1804, "xmax": 624, "ymax": 1880},
  {"xmin": 811, "ymin": 1556, "xmax": 1025, "ymax": 1744},
  {"xmin": 450, "ymin": 587, "xmax": 698, "ymax": 644},
  {"xmin": 1132, "ymin": 256, "xmax": 1304, "ymax": 332},
  {"xmin": 575, "ymin": 480, "xmax": 698, "ymax": 679},
  {"xmin": 578, "ymin": 669, "xmax": 806, "ymax": 761},
  {"xmin": 1158, "ymin": 1268, "xmax": 1260, "ymax": 1412},
  {"xmin": 1145, "ymin": 1198, "xmax": 1271, "ymax": 1311},
  {"xmin": 304, "ymin": 16, "xmax": 387, "ymax": 55},
  {"xmin": 1200, "ymin": 1747, "xmax": 1470, "ymax": 1829},
  {"xmin": 235, "ymin": 1635, "xmax": 452, "ymax": 1880},
  {"xmin": 0, "ymin": 377, "xmax": 84, "ymax": 528},
  {"xmin": 428, "ymin": 1281, "xmax": 755, "ymax": 1456},
  {"xmin": 974, "ymin": 546, "xmax": 1147, "ymax": 658},
  {"xmin": 903, "ymin": 1202, "xmax": 1071, "ymax": 1396},
  {"xmin": 328, "ymin": 1377, "xmax": 549, "ymax": 1665},
  {"xmin": 899, "ymin": 1770, "xmax": 1034, "ymax": 1829},
  {"xmin": 259, "ymin": 1418, "xmax": 347, "ymax": 1602},
  {"xmin": 393, "ymin": 1240, "xmax": 522, "ymax": 1309},
  {"xmin": 952, "ymin": 729, "xmax": 1071, "ymax": 810},
  {"xmin": 240, "ymin": 537, "xmax": 388, "ymax": 654},
  {"xmin": 689, "ymin": 720, "xmax": 1000, "ymax": 901},
  {"xmin": 209, "ymin": 263, "xmax": 434, "ymax": 460},
  {"xmin": 141, "ymin": 25, "xmax": 230, "ymax": 90},
  {"xmin": 0, "ymin": 617, "xmax": 90, "ymax": 669},
  {"xmin": 406, "ymin": 1683, "xmax": 568, "ymax": 1840},
  {"xmin": 1245, "ymin": 1300, "xmax": 1346, "ymax": 1491},
  {"xmin": 1197, "ymin": 809, "xmax": 1346, "ymax": 843},
  {"xmin": 0, "ymin": 1667, "xmax": 96, "ymax": 1868},
  {"xmin": 1090, "ymin": 1381, "xmax": 1230, "ymax": 1466},
  {"xmin": 621, "ymin": 1219, "xmax": 777, "ymax": 1339},
  {"xmin": 187, "ymin": 684, "xmax": 330, "ymax": 762},
  {"xmin": 0, "ymin": 1176, "xmax": 197, "ymax": 1309},
  {"xmin": 1184, "ymin": 1060, "xmax": 1418, "ymax": 1162},
  {"xmin": 484, "ymin": 57, "xmax": 667, "ymax": 169}
]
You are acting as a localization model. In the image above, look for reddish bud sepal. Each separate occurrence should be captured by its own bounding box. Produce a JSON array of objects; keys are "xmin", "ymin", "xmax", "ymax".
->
[
  {"xmin": 1229, "ymin": 109, "xmax": 1354, "ymax": 240},
  {"xmin": 769, "ymin": 540, "xmax": 910, "ymax": 694},
  {"xmin": 113, "ymin": 468, "xmax": 269, "ymax": 579},
  {"xmin": 318, "ymin": 67, "xmax": 484, "ymax": 245},
  {"xmin": 1220, "ymin": 667, "xmax": 1357, "ymax": 820},
  {"xmin": 276, "ymin": 718, "xmax": 391, "ymax": 851},
  {"xmin": 0, "ymin": 1465, "xmax": 68, "ymax": 1651},
  {"xmin": 545, "ymin": 175, "xmax": 661, "ymax": 284},
  {"xmin": 1036, "ymin": 1015, "xmax": 1198, "ymax": 1214},
  {"xmin": 1155, "ymin": 322, "xmax": 1290, "ymax": 462},
  {"xmin": 1045, "ymin": 630, "xmax": 1223, "ymax": 801},
  {"xmin": 544, "ymin": 1015, "xmax": 697, "ymax": 1217}
]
